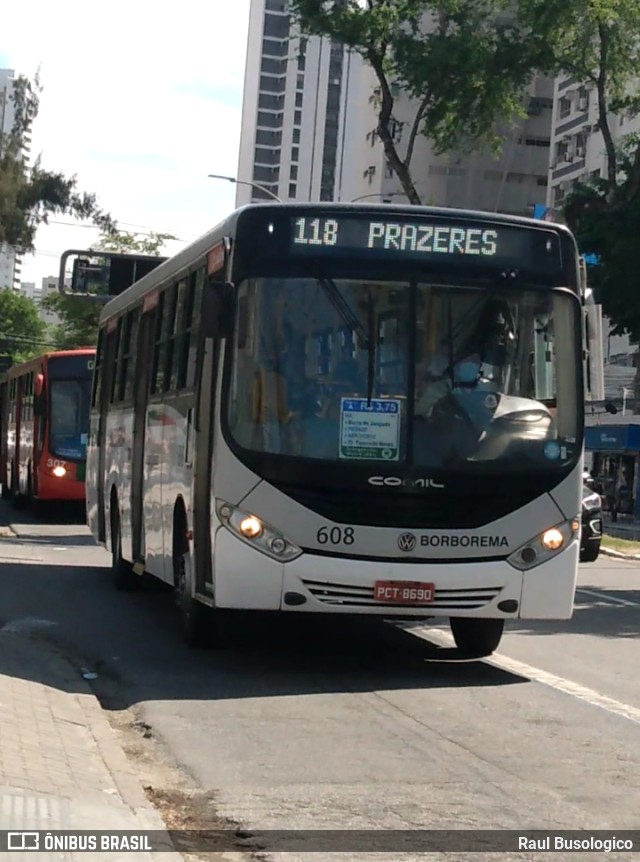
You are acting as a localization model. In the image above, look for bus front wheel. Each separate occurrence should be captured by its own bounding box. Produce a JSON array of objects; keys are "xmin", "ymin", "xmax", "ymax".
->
[
  {"xmin": 111, "ymin": 508, "xmax": 138, "ymax": 591},
  {"xmin": 174, "ymin": 542, "xmax": 212, "ymax": 648},
  {"xmin": 449, "ymin": 617, "xmax": 504, "ymax": 658}
]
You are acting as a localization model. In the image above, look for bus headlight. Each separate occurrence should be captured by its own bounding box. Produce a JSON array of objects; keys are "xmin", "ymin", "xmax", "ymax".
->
[
  {"xmin": 216, "ymin": 501, "xmax": 302, "ymax": 562},
  {"xmin": 541, "ymin": 528, "xmax": 564, "ymax": 551},
  {"xmin": 52, "ymin": 465, "xmax": 66, "ymax": 478},
  {"xmin": 507, "ymin": 518, "xmax": 580, "ymax": 571},
  {"xmin": 239, "ymin": 516, "xmax": 263, "ymax": 538}
]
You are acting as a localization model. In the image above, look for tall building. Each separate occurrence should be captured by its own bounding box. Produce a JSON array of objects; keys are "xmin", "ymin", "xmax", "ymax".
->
[
  {"xmin": 0, "ymin": 69, "xmax": 29, "ymax": 290},
  {"xmin": 19, "ymin": 276, "xmax": 64, "ymax": 327},
  {"xmin": 547, "ymin": 76, "xmax": 640, "ymax": 211},
  {"xmin": 340, "ymin": 64, "xmax": 553, "ymax": 214},
  {"xmin": 547, "ymin": 75, "xmax": 640, "ymax": 397},
  {"xmin": 236, "ymin": 5, "xmax": 553, "ymax": 213},
  {"xmin": 235, "ymin": 0, "xmax": 351, "ymax": 205}
]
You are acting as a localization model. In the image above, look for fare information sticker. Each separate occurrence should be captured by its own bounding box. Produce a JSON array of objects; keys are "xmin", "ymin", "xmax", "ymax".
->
[{"xmin": 339, "ymin": 398, "xmax": 401, "ymax": 461}]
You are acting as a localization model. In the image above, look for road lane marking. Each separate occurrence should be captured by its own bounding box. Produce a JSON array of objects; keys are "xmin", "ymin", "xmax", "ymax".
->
[
  {"xmin": 418, "ymin": 628, "xmax": 640, "ymax": 727},
  {"xmin": 576, "ymin": 587, "xmax": 640, "ymax": 608}
]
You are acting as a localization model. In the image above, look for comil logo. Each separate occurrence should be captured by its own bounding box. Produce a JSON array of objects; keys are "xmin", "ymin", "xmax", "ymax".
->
[{"xmin": 397, "ymin": 533, "xmax": 417, "ymax": 552}]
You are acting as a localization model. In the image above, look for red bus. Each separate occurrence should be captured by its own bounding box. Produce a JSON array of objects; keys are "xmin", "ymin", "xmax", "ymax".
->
[{"xmin": 0, "ymin": 349, "xmax": 95, "ymax": 507}]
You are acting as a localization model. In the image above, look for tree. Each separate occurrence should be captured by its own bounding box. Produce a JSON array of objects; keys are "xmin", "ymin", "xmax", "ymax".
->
[
  {"xmin": 520, "ymin": 0, "xmax": 640, "ymax": 194},
  {"xmin": 0, "ymin": 73, "xmax": 116, "ymax": 254},
  {"xmin": 289, "ymin": 0, "xmax": 541, "ymax": 203},
  {"xmin": 41, "ymin": 231, "xmax": 175, "ymax": 350},
  {"xmin": 0, "ymin": 289, "xmax": 49, "ymax": 365},
  {"xmin": 516, "ymin": 1, "xmax": 640, "ymax": 407},
  {"xmin": 520, "ymin": 2, "xmax": 640, "ymax": 379},
  {"xmin": 92, "ymin": 230, "xmax": 176, "ymax": 256}
]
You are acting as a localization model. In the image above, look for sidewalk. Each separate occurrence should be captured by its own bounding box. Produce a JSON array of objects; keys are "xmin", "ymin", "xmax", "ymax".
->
[
  {"xmin": 0, "ymin": 628, "xmax": 183, "ymax": 861},
  {"xmin": 603, "ymin": 516, "xmax": 640, "ymax": 542}
]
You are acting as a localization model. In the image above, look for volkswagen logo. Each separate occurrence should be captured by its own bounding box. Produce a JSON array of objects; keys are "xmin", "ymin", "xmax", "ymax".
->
[{"xmin": 397, "ymin": 532, "xmax": 417, "ymax": 552}]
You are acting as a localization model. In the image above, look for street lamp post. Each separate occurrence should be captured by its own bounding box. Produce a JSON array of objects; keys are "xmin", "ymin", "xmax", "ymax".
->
[
  {"xmin": 207, "ymin": 174, "xmax": 282, "ymax": 202},
  {"xmin": 349, "ymin": 192, "xmax": 407, "ymax": 203}
]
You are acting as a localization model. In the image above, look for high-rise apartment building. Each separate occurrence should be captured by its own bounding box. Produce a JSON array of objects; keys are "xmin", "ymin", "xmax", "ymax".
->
[
  {"xmin": 236, "ymin": 5, "xmax": 553, "ymax": 214},
  {"xmin": 547, "ymin": 75, "xmax": 640, "ymax": 390},
  {"xmin": 0, "ymin": 69, "xmax": 29, "ymax": 290},
  {"xmin": 547, "ymin": 76, "xmax": 640, "ymax": 211},
  {"xmin": 340, "ymin": 63, "xmax": 554, "ymax": 215},
  {"xmin": 19, "ymin": 277, "xmax": 64, "ymax": 327},
  {"xmin": 235, "ymin": 0, "xmax": 353, "ymax": 205}
]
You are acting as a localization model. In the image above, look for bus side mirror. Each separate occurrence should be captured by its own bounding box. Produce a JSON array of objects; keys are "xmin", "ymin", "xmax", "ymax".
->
[
  {"xmin": 34, "ymin": 374, "xmax": 44, "ymax": 397},
  {"xmin": 202, "ymin": 281, "xmax": 234, "ymax": 339}
]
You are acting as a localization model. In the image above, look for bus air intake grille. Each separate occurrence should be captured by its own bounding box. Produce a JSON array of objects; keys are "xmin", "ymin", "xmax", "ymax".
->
[{"xmin": 301, "ymin": 579, "xmax": 502, "ymax": 609}]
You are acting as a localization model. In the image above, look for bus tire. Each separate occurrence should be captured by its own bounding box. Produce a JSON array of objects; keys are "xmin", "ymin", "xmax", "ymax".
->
[
  {"xmin": 111, "ymin": 507, "xmax": 138, "ymax": 591},
  {"xmin": 173, "ymin": 534, "xmax": 211, "ymax": 648},
  {"xmin": 449, "ymin": 617, "xmax": 504, "ymax": 658}
]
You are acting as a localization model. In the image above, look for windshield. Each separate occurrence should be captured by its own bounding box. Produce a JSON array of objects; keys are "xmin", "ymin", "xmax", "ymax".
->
[
  {"xmin": 225, "ymin": 278, "xmax": 580, "ymax": 474},
  {"xmin": 49, "ymin": 379, "xmax": 91, "ymax": 461}
]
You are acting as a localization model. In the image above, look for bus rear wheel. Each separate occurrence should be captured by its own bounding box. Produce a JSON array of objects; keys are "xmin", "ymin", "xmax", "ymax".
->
[{"xmin": 449, "ymin": 617, "xmax": 504, "ymax": 658}]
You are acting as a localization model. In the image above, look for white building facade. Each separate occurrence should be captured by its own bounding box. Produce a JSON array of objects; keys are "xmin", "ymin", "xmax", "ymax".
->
[
  {"xmin": 237, "ymin": 4, "xmax": 553, "ymax": 214},
  {"xmin": 547, "ymin": 75, "xmax": 640, "ymax": 398},
  {"xmin": 19, "ymin": 276, "xmax": 64, "ymax": 327},
  {"xmin": 547, "ymin": 75, "xmax": 640, "ymax": 210},
  {"xmin": 339, "ymin": 67, "xmax": 553, "ymax": 214},
  {"xmin": 236, "ymin": 0, "xmax": 352, "ymax": 205}
]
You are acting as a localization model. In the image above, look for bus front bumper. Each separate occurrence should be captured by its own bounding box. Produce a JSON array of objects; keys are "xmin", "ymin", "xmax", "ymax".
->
[
  {"xmin": 37, "ymin": 468, "xmax": 85, "ymax": 502},
  {"xmin": 213, "ymin": 530, "xmax": 579, "ymax": 620}
]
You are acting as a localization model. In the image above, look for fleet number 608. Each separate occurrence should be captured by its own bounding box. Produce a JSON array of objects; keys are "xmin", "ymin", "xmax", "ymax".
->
[{"xmin": 316, "ymin": 526, "xmax": 355, "ymax": 546}]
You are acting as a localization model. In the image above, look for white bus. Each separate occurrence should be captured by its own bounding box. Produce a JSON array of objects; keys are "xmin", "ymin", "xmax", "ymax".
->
[{"xmin": 87, "ymin": 203, "xmax": 592, "ymax": 656}]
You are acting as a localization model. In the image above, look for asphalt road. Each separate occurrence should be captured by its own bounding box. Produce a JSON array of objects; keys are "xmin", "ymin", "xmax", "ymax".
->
[{"xmin": 1, "ymin": 502, "xmax": 639, "ymax": 861}]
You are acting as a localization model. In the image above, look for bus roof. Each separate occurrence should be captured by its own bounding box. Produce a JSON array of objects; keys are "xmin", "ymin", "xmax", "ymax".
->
[
  {"xmin": 99, "ymin": 201, "xmax": 577, "ymax": 324},
  {"xmin": 1, "ymin": 348, "xmax": 95, "ymax": 379}
]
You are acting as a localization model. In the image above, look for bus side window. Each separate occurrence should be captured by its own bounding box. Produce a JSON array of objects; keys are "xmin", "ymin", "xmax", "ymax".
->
[
  {"xmin": 176, "ymin": 268, "xmax": 204, "ymax": 392},
  {"xmin": 110, "ymin": 319, "xmax": 123, "ymax": 404},
  {"xmin": 161, "ymin": 283, "xmax": 178, "ymax": 393},
  {"xmin": 188, "ymin": 271, "xmax": 205, "ymax": 390},
  {"xmin": 150, "ymin": 292, "xmax": 166, "ymax": 396},
  {"xmin": 124, "ymin": 310, "xmax": 140, "ymax": 403},
  {"xmin": 115, "ymin": 314, "xmax": 133, "ymax": 403},
  {"xmin": 92, "ymin": 329, "xmax": 104, "ymax": 409},
  {"xmin": 169, "ymin": 279, "xmax": 188, "ymax": 392}
]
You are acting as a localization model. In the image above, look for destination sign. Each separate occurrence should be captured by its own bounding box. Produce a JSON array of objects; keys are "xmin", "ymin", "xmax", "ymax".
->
[
  {"xmin": 290, "ymin": 216, "xmax": 561, "ymax": 273},
  {"xmin": 48, "ymin": 354, "xmax": 95, "ymax": 379}
]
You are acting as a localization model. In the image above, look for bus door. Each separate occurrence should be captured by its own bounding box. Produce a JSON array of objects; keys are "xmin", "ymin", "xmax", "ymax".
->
[
  {"xmin": 193, "ymin": 328, "xmax": 218, "ymax": 595},
  {"xmin": 0, "ymin": 379, "xmax": 7, "ymax": 493},
  {"xmin": 14, "ymin": 375, "xmax": 24, "ymax": 495},
  {"xmin": 96, "ymin": 331, "xmax": 118, "ymax": 542},
  {"xmin": 131, "ymin": 305, "xmax": 156, "ymax": 564}
]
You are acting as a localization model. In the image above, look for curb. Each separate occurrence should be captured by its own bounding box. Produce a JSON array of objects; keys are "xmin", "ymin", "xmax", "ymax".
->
[
  {"xmin": 2, "ymin": 632, "xmax": 183, "ymax": 861},
  {"xmin": 63, "ymin": 669, "xmax": 185, "ymax": 861},
  {"xmin": 600, "ymin": 545, "xmax": 640, "ymax": 561}
]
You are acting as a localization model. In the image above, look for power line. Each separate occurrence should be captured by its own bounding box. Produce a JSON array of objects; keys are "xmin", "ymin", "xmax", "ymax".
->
[{"xmin": 46, "ymin": 219, "xmax": 199, "ymax": 241}]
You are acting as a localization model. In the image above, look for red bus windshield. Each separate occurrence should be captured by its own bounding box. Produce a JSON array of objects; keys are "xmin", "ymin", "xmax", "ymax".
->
[{"xmin": 49, "ymin": 377, "xmax": 91, "ymax": 461}]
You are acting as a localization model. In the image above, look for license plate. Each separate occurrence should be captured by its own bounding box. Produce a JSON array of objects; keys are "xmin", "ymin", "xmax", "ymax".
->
[{"xmin": 373, "ymin": 581, "xmax": 435, "ymax": 604}]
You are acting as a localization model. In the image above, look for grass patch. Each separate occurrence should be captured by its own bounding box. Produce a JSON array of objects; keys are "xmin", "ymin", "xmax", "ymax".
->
[{"xmin": 601, "ymin": 535, "xmax": 640, "ymax": 555}]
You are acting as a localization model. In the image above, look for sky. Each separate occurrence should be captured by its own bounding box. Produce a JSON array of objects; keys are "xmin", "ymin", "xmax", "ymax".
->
[{"xmin": 0, "ymin": 0, "xmax": 251, "ymax": 286}]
